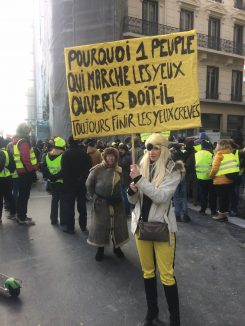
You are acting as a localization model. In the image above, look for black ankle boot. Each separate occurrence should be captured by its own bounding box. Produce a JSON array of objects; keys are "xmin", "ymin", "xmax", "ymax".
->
[
  {"xmin": 138, "ymin": 316, "xmax": 165, "ymax": 326},
  {"xmin": 138, "ymin": 278, "xmax": 165, "ymax": 326},
  {"xmin": 113, "ymin": 246, "xmax": 124, "ymax": 258},
  {"xmin": 163, "ymin": 283, "xmax": 180, "ymax": 326},
  {"xmin": 95, "ymin": 247, "xmax": 104, "ymax": 261}
]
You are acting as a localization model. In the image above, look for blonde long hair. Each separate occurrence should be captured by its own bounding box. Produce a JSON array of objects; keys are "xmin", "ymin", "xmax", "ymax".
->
[{"xmin": 139, "ymin": 134, "xmax": 171, "ymax": 187}]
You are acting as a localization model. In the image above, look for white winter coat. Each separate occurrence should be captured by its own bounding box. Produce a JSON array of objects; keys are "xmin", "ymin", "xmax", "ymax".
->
[{"xmin": 128, "ymin": 168, "xmax": 182, "ymax": 235}]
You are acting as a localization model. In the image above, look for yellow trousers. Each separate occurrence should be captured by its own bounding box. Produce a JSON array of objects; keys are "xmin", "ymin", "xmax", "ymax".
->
[{"xmin": 135, "ymin": 232, "xmax": 176, "ymax": 286}]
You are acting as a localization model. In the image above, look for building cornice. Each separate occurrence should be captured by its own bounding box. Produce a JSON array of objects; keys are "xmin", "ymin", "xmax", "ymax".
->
[
  {"xmin": 204, "ymin": 2, "xmax": 227, "ymax": 18},
  {"xmin": 177, "ymin": 0, "xmax": 200, "ymax": 10},
  {"xmin": 200, "ymin": 99, "xmax": 245, "ymax": 106},
  {"xmin": 231, "ymin": 9, "xmax": 245, "ymax": 24}
]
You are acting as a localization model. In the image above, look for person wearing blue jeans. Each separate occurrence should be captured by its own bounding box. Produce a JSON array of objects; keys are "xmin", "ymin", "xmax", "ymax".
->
[{"xmin": 173, "ymin": 177, "xmax": 190, "ymax": 222}]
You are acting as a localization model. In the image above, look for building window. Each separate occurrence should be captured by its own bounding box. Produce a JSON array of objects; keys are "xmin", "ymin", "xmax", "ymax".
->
[
  {"xmin": 234, "ymin": 24, "xmax": 243, "ymax": 55},
  {"xmin": 227, "ymin": 115, "xmax": 245, "ymax": 133},
  {"xmin": 234, "ymin": 0, "xmax": 245, "ymax": 10},
  {"xmin": 208, "ymin": 17, "xmax": 220, "ymax": 50},
  {"xmin": 231, "ymin": 70, "xmax": 243, "ymax": 102},
  {"xmin": 180, "ymin": 9, "xmax": 194, "ymax": 31},
  {"xmin": 201, "ymin": 113, "xmax": 221, "ymax": 131},
  {"xmin": 206, "ymin": 66, "xmax": 219, "ymax": 99},
  {"xmin": 142, "ymin": 0, "xmax": 158, "ymax": 35}
]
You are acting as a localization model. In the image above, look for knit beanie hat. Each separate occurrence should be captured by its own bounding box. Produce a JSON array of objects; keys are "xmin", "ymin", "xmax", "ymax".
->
[
  {"xmin": 54, "ymin": 137, "xmax": 66, "ymax": 149},
  {"xmin": 118, "ymin": 143, "xmax": 128, "ymax": 151},
  {"xmin": 201, "ymin": 140, "xmax": 212, "ymax": 150},
  {"xmin": 145, "ymin": 133, "xmax": 169, "ymax": 148}
]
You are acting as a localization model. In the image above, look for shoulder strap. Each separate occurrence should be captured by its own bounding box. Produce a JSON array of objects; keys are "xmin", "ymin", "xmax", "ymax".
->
[
  {"xmin": 166, "ymin": 158, "xmax": 175, "ymax": 174},
  {"xmin": 166, "ymin": 199, "xmax": 171, "ymax": 216}
]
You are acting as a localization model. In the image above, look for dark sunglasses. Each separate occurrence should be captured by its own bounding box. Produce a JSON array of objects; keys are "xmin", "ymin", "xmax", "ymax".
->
[{"xmin": 146, "ymin": 143, "xmax": 161, "ymax": 151}]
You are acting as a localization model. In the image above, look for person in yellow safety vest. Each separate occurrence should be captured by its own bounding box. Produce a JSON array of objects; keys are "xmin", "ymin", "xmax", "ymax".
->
[
  {"xmin": 229, "ymin": 142, "xmax": 242, "ymax": 217},
  {"xmin": 0, "ymin": 137, "xmax": 17, "ymax": 223},
  {"xmin": 195, "ymin": 140, "xmax": 217, "ymax": 216},
  {"xmin": 194, "ymin": 131, "xmax": 213, "ymax": 153},
  {"xmin": 210, "ymin": 139, "xmax": 240, "ymax": 222},
  {"xmin": 6, "ymin": 136, "xmax": 20, "ymax": 210},
  {"xmin": 193, "ymin": 143, "xmax": 202, "ymax": 152},
  {"xmin": 41, "ymin": 137, "xmax": 66, "ymax": 225},
  {"xmin": 13, "ymin": 123, "xmax": 37, "ymax": 225}
]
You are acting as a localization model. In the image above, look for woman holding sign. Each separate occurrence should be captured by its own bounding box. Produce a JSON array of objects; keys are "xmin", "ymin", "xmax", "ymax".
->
[
  {"xmin": 128, "ymin": 133, "xmax": 183, "ymax": 326},
  {"xmin": 86, "ymin": 147, "xmax": 129, "ymax": 261}
]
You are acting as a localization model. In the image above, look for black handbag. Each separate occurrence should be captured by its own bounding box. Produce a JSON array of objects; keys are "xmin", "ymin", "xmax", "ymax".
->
[
  {"xmin": 137, "ymin": 200, "xmax": 171, "ymax": 242},
  {"xmin": 138, "ymin": 220, "xmax": 169, "ymax": 242}
]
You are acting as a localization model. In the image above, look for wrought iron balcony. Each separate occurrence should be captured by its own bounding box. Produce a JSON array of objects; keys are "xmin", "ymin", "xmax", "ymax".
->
[
  {"xmin": 124, "ymin": 16, "xmax": 245, "ymax": 56},
  {"xmin": 234, "ymin": 0, "xmax": 245, "ymax": 10}
]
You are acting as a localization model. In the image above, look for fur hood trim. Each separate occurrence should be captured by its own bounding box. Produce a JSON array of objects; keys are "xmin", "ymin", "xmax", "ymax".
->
[
  {"xmin": 174, "ymin": 160, "xmax": 186, "ymax": 179},
  {"xmin": 102, "ymin": 147, "xmax": 119, "ymax": 161}
]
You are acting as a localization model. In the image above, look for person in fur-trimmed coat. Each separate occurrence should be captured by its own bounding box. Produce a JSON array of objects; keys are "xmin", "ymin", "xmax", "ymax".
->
[{"xmin": 86, "ymin": 147, "xmax": 129, "ymax": 261}]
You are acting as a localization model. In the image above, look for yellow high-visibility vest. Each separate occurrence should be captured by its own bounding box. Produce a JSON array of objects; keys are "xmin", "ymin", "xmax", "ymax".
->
[
  {"xmin": 13, "ymin": 139, "xmax": 37, "ymax": 169},
  {"xmin": 215, "ymin": 153, "xmax": 240, "ymax": 176},
  {"xmin": 11, "ymin": 170, "xmax": 19, "ymax": 179},
  {"xmin": 193, "ymin": 144, "xmax": 202, "ymax": 152},
  {"xmin": 45, "ymin": 154, "xmax": 63, "ymax": 183},
  {"xmin": 234, "ymin": 149, "xmax": 242, "ymax": 176},
  {"xmin": 0, "ymin": 149, "xmax": 10, "ymax": 177},
  {"xmin": 195, "ymin": 150, "xmax": 212, "ymax": 180}
]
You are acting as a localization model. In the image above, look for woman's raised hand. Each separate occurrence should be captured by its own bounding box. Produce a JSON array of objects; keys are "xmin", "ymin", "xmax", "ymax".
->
[
  {"xmin": 130, "ymin": 164, "xmax": 140, "ymax": 179},
  {"xmin": 129, "ymin": 182, "xmax": 138, "ymax": 193}
]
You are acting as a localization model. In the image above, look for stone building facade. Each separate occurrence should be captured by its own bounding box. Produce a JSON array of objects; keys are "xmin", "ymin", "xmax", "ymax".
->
[
  {"xmin": 124, "ymin": 0, "xmax": 245, "ymax": 136},
  {"xmin": 40, "ymin": 0, "xmax": 245, "ymax": 138}
]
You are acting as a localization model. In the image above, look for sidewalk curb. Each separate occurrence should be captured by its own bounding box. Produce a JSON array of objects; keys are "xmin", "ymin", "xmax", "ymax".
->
[{"xmin": 188, "ymin": 204, "xmax": 245, "ymax": 229}]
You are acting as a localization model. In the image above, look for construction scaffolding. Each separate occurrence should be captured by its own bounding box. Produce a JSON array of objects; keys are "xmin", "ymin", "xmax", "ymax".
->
[{"xmin": 45, "ymin": 0, "xmax": 126, "ymax": 139}]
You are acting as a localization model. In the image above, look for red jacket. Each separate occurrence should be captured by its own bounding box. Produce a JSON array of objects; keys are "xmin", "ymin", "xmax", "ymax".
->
[{"xmin": 14, "ymin": 138, "xmax": 37, "ymax": 175}]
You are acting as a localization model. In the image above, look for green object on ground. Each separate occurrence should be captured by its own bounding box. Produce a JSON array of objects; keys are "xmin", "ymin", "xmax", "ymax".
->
[{"xmin": 5, "ymin": 277, "xmax": 21, "ymax": 290}]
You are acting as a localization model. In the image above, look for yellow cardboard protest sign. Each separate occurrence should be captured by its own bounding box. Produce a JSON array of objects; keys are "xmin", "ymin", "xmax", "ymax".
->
[{"xmin": 64, "ymin": 30, "xmax": 201, "ymax": 139}]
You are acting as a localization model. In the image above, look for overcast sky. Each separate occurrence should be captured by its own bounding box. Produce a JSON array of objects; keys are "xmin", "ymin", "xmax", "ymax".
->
[{"xmin": 0, "ymin": 0, "xmax": 34, "ymax": 136}]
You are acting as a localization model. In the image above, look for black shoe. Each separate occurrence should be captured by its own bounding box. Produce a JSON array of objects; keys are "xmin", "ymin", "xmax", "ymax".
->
[
  {"xmin": 81, "ymin": 227, "xmax": 89, "ymax": 235},
  {"xmin": 199, "ymin": 210, "xmax": 207, "ymax": 216},
  {"xmin": 138, "ymin": 316, "xmax": 165, "ymax": 326},
  {"xmin": 63, "ymin": 227, "xmax": 75, "ymax": 234},
  {"xmin": 182, "ymin": 214, "xmax": 190, "ymax": 222},
  {"xmin": 51, "ymin": 220, "xmax": 58, "ymax": 225},
  {"xmin": 7, "ymin": 213, "xmax": 16, "ymax": 221},
  {"xmin": 95, "ymin": 247, "xmax": 104, "ymax": 261},
  {"xmin": 113, "ymin": 247, "xmax": 124, "ymax": 258},
  {"xmin": 17, "ymin": 218, "xmax": 35, "ymax": 225}
]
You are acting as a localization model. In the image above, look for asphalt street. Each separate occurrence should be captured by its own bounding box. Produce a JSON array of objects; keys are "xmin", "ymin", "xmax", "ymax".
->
[{"xmin": 0, "ymin": 179, "xmax": 245, "ymax": 326}]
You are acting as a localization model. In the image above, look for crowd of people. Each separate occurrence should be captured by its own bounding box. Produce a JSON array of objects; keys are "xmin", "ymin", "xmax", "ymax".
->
[{"xmin": 1, "ymin": 122, "xmax": 245, "ymax": 326}]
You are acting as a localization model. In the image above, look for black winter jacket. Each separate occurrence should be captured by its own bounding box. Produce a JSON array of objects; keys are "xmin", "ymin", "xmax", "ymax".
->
[{"xmin": 61, "ymin": 146, "xmax": 91, "ymax": 191}]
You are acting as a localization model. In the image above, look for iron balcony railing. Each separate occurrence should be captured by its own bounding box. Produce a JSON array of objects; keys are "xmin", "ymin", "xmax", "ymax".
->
[
  {"xmin": 124, "ymin": 16, "xmax": 245, "ymax": 56},
  {"xmin": 234, "ymin": 0, "xmax": 245, "ymax": 10}
]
